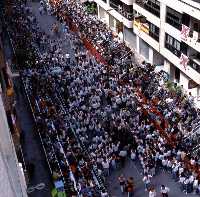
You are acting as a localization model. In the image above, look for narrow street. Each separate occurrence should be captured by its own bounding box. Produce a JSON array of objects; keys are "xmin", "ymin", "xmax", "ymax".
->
[
  {"xmin": 8, "ymin": 1, "xmax": 200, "ymax": 197},
  {"xmin": 26, "ymin": 1, "xmax": 198, "ymax": 197},
  {"xmin": 14, "ymin": 78, "xmax": 52, "ymax": 197}
]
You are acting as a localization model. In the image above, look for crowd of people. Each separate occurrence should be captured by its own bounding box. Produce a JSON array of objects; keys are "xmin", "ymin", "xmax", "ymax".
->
[{"xmin": 4, "ymin": 0, "xmax": 200, "ymax": 196}]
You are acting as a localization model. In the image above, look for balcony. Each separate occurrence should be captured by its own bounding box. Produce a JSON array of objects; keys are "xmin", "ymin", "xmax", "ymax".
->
[
  {"xmin": 135, "ymin": 0, "xmax": 160, "ymax": 17},
  {"xmin": 133, "ymin": 16, "xmax": 160, "ymax": 51},
  {"xmin": 166, "ymin": 7, "xmax": 182, "ymax": 30},
  {"xmin": 133, "ymin": 15, "xmax": 159, "ymax": 40},
  {"xmin": 133, "ymin": 18, "xmax": 149, "ymax": 34},
  {"xmin": 120, "ymin": 0, "xmax": 133, "ymax": 5},
  {"xmin": 189, "ymin": 53, "xmax": 200, "ymax": 73},
  {"xmin": 160, "ymin": 45, "xmax": 200, "ymax": 85},
  {"xmin": 181, "ymin": 24, "xmax": 200, "ymax": 52},
  {"xmin": 165, "ymin": 43, "xmax": 181, "ymax": 58},
  {"xmin": 110, "ymin": 1, "xmax": 134, "ymax": 20},
  {"xmin": 133, "ymin": 3, "xmax": 160, "ymax": 28}
]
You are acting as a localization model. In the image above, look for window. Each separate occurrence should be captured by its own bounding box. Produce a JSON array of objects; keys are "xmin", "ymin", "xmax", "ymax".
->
[
  {"xmin": 110, "ymin": 0, "xmax": 122, "ymax": 10},
  {"xmin": 122, "ymin": 4, "xmax": 133, "ymax": 20},
  {"xmin": 189, "ymin": 59, "xmax": 200, "ymax": 73},
  {"xmin": 193, "ymin": 23, "xmax": 200, "ymax": 32},
  {"xmin": 165, "ymin": 34, "xmax": 182, "ymax": 57},
  {"xmin": 182, "ymin": 13, "xmax": 190, "ymax": 26},
  {"xmin": 174, "ymin": 40, "xmax": 180, "ymax": 51},
  {"xmin": 148, "ymin": 22, "xmax": 159, "ymax": 41},
  {"xmin": 166, "ymin": 7, "xmax": 182, "ymax": 30},
  {"xmin": 175, "ymin": 67, "xmax": 180, "ymax": 83},
  {"xmin": 144, "ymin": 0, "xmax": 160, "ymax": 17}
]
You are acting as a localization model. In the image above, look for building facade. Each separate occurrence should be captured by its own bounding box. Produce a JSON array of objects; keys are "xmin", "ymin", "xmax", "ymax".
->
[
  {"xmin": 94, "ymin": 0, "xmax": 200, "ymax": 105},
  {"xmin": 0, "ymin": 18, "xmax": 27, "ymax": 197}
]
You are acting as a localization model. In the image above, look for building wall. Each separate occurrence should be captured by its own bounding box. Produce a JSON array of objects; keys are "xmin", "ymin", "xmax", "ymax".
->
[
  {"xmin": 109, "ymin": 14, "xmax": 117, "ymax": 32},
  {"xmin": 99, "ymin": 6, "xmax": 109, "ymax": 25},
  {"xmin": 139, "ymin": 38, "xmax": 149, "ymax": 60},
  {"xmin": 95, "ymin": 0, "xmax": 200, "ymax": 102},
  {"xmin": 124, "ymin": 27, "xmax": 136, "ymax": 49},
  {"xmin": 153, "ymin": 49, "xmax": 164, "ymax": 66},
  {"xmin": 0, "ymin": 93, "xmax": 27, "ymax": 197}
]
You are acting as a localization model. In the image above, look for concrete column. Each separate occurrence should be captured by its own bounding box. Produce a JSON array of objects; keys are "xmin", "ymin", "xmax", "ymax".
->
[
  {"xmin": 113, "ymin": 18, "xmax": 117, "ymax": 31},
  {"xmin": 163, "ymin": 59, "xmax": 171, "ymax": 75},
  {"xmin": 170, "ymin": 64, "xmax": 175, "ymax": 82},
  {"xmin": 149, "ymin": 47, "xmax": 153, "ymax": 64},
  {"xmin": 159, "ymin": 2, "xmax": 167, "ymax": 51},
  {"xmin": 179, "ymin": 72, "xmax": 188, "ymax": 89},
  {"xmin": 106, "ymin": 12, "xmax": 110, "ymax": 27},
  {"xmin": 97, "ymin": 5, "xmax": 100, "ymax": 19}
]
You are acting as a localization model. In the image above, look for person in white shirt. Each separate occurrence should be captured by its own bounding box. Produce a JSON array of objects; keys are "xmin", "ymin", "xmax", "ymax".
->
[
  {"xmin": 193, "ymin": 179, "xmax": 198, "ymax": 194},
  {"xmin": 101, "ymin": 190, "xmax": 108, "ymax": 197},
  {"xmin": 102, "ymin": 159, "xmax": 110, "ymax": 176},
  {"xmin": 143, "ymin": 173, "xmax": 152, "ymax": 191},
  {"xmin": 160, "ymin": 185, "xmax": 170, "ymax": 197},
  {"xmin": 149, "ymin": 187, "xmax": 157, "ymax": 197},
  {"xmin": 130, "ymin": 149, "xmax": 136, "ymax": 161},
  {"xmin": 162, "ymin": 157, "xmax": 168, "ymax": 171}
]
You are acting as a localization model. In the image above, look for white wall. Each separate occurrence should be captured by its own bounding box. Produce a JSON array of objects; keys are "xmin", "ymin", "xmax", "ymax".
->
[
  {"xmin": 99, "ymin": 6, "xmax": 109, "ymax": 25},
  {"xmin": 120, "ymin": 0, "xmax": 133, "ymax": 5},
  {"xmin": 139, "ymin": 38, "xmax": 149, "ymax": 60},
  {"xmin": 133, "ymin": 27, "xmax": 160, "ymax": 52},
  {"xmin": 109, "ymin": 14, "xmax": 117, "ymax": 31},
  {"xmin": 164, "ymin": 23, "xmax": 182, "ymax": 42},
  {"xmin": 149, "ymin": 47, "xmax": 153, "ymax": 64},
  {"xmin": 180, "ymin": 72, "xmax": 189, "ymax": 90},
  {"xmin": 153, "ymin": 50, "xmax": 164, "ymax": 66},
  {"xmin": 164, "ymin": 60, "xmax": 171, "ymax": 74},
  {"xmin": 0, "ymin": 94, "xmax": 27, "ymax": 197},
  {"xmin": 124, "ymin": 27, "xmax": 137, "ymax": 50}
]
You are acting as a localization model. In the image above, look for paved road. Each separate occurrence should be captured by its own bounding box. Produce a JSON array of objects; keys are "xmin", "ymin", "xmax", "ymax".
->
[
  {"xmin": 21, "ymin": 1, "xmax": 200, "ymax": 197},
  {"xmin": 15, "ymin": 78, "xmax": 52, "ymax": 197},
  {"xmin": 107, "ymin": 159, "xmax": 199, "ymax": 197}
]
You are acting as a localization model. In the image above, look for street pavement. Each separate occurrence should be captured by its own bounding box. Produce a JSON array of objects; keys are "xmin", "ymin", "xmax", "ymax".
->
[{"xmin": 14, "ymin": 1, "xmax": 200, "ymax": 196}]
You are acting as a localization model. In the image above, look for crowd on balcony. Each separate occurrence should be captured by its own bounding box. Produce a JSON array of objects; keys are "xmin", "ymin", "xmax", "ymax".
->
[{"xmin": 4, "ymin": 0, "xmax": 200, "ymax": 196}]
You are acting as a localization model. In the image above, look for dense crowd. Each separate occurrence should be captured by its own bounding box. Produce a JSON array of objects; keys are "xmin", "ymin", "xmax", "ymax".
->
[{"xmin": 4, "ymin": 0, "xmax": 200, "ymax": 196}]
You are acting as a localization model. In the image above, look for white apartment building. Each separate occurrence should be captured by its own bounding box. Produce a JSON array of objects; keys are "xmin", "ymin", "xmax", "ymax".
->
[{"xmin": 94, "ymin": 0, "xmax": 200, "ymax": 104}]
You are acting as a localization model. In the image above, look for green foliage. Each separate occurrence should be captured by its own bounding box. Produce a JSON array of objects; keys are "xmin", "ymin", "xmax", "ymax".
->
[{"xmin": 86, "ymin": 3, "xmax": 96, "ymax": 14}]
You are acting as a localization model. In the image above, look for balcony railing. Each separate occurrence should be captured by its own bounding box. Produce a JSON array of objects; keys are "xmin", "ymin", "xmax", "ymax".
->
[
  {"xmin": 109, "ymin": 1, "xmax": 134, "ymax": 20},
  {"xmin": 166, "ymin": 15, "xmax": 182, "ymax": 30},
  {"xmin": 135, "ymin": 0, "xmax": 160, "ymax": 17},
  {"xmin": 133, "ymin": 18, "xmax": 160, "ymax": 42},
  {"xmin": 134, "ymin": 19, "xmax": 149, "ymax": 33},
  {"xmin": 165, "ymin": 43, "xmax": 181, "ymax": 57},
  {"xmin": 188, "ymin": 30, "xmax": 200, "ymax": 43},
  {"xmin": 189, "ymin": 56, "xmax": 200, "ymax": 73}
]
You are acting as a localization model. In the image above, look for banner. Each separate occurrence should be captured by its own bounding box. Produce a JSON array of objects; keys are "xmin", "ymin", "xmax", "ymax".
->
[
  {"xmin": 181, "ymin": 24, "xmax": 190, "ymax": 41},
  {"xmin": 180, "ymin": 53, "xmax": 189, "ymax": 71}
]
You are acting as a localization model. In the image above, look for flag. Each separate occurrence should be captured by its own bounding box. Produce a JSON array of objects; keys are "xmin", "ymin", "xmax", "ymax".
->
[
  {"xmin": 181, "ymin": 24, "xmax": 190, "ymax": 41},
  {"xmin": 180, "ymin": 53, "xmax": 189, "ymax": 71}
]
